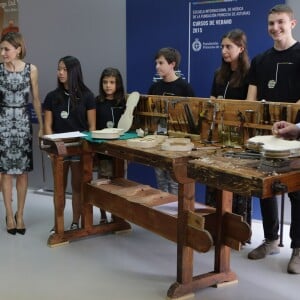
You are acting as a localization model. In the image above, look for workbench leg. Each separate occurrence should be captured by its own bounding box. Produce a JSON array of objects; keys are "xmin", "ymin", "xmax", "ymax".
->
[
  {"xmin": 167, "ymin": 188, "xmax": 239, "ymax": 298},
  {"xmin": 214, "ymin": 189, "xmax": 237, "ymax": 277},
  {"xmin": 81, "ymin": 152, "xmax": 94, "ymax": 229},
  {"xmin": 177, "ymin": 182, "xmax": 195, "ymax": 282},
  {"xmin": 168, "ymin": 182, "xmax": 195, "ymax": 299},
  {"xmin": 48, "ymin": 155, "xmax": 68, "ymax": 246}
]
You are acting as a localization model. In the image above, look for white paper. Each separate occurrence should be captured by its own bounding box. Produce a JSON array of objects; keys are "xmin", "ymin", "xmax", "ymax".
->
[{"xmin": 43, "ymin": 131, "xmax": 87, "ymax": 140}]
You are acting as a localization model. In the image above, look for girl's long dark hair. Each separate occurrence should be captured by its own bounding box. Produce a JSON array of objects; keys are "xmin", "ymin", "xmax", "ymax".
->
[
  {"xmin": 96, "ymin": 67, "xmax": 125, "ymax": 106},
  {"xmin": 216, "ymin": 29, "xmax": 250, "ymax": 88},
  {"xmin": 57, "ymin": 55, "xmax": 91, "ymax": 105}
]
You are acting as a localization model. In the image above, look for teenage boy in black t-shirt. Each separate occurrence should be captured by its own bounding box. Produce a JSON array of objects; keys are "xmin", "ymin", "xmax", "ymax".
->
[
  {"xmin": 148, "ymin": 47, "xmax": 195, "ymax": 195},
  {"xmin": 246, "ymin": 4, "xmax": 300, "ymax": 274}
]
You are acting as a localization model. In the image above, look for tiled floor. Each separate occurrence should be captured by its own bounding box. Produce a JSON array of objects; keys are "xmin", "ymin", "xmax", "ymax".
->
[{"xmin": 0, "ymin": 189, "xmax": 299, "ymax": 300}]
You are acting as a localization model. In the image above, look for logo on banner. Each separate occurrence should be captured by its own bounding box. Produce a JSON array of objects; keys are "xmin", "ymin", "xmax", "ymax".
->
[
  {"xmin": 152, "ymin": 70, "xmax": 186, "ymax": 82},
  {"xmin": 192, "ymin": 38, "xmax": 202, "ymax": 52}
]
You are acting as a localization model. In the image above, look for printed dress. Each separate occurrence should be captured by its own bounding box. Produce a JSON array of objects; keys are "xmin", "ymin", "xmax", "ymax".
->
[{"xmin": 0, "ymin": 63, "xmax": 33, "ymax": 174}]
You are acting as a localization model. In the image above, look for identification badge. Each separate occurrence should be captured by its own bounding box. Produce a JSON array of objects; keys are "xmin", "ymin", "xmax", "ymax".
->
[
  {"xmin": 60, "ymin": 111, "xmax": 68, "ymax": 119},
  {"xmin": 268, "ymin": 80, "xmax": 276, "ymax": 89},
  {"xmin": 106, "ymin": 121, "xmax": 114, "ymax": 128}
]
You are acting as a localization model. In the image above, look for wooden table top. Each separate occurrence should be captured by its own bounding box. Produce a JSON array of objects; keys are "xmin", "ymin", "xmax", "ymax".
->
[
  {"xmin": 89, "ymin": 139, "xmax": 300, "ymax": 199},
  {"xmin": 40, "ymin": 136, "xmax": 300, "ymax": 199}
]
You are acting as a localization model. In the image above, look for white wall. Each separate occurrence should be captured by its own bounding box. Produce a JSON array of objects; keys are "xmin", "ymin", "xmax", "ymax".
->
[{"xmin": 288, "ymin": 0, "xmax": 300, "ymax": 40}]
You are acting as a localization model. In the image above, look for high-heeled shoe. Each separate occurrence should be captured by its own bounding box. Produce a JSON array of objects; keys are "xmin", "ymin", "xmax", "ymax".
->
[
  {"xmin": 6, "ymin": 216, "xmax": 16, "ymax": 235},
  {"xmin": 15, "ymin": 213, "xmax": 26, "ymax": 235}
]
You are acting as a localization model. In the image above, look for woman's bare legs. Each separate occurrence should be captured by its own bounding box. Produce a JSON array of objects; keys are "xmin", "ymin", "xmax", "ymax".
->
[
  {"xmin": 15, "ymin": 173, "xmax": 28, "ymax": 229},
  {"xmin": 1, "ymin": 173, "xmax": 14, "ymax": 229}
]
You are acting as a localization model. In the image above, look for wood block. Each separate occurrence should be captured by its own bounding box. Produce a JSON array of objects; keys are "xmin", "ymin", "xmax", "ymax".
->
[
  {"xmin": 166, "ymin": 292, "xmax": 195, "ymax": 300},
  {"xmin": 223, "ymin": 212, "xmax": 252, "ymax": 248},
  {"xmin": 188, "ymin": 211, "xmax": 205, "ymax": 230},
  {"xmin": 48, "ymin": 240, "xmax": 69, "ymax": 248},
  {"xmin": 215, "ymin": 279, "xmax": 238, "ymax": 288}
]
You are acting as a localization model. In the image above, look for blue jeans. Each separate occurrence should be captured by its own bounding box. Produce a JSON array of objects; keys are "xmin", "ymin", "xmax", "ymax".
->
[
  {"xmin": 155, "ymin": 168, "xmax": 178, "ymax": 195},
  {"xmin": 261, "ymin": 191, "xmax": 300, "ymax": 248}
]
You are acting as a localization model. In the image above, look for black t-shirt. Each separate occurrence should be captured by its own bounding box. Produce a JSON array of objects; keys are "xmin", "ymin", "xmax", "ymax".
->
[
  {"xmin": 148, "ymin": 77, "xmax": 195, "ymax": 96},
  {"xmin": 95, "ymin": 98, "xmax": 125, "ymax": 130},
  {"xmin": 248, "ymin": 42, "xmax": 300, "ymax": 102},
  {"xmin": 43, "ymin": 88, "xmax": 95, "ymax": 133},
  {"xmin": 210, "ymin": 70, "xmax": 249, "ymax": 100}
]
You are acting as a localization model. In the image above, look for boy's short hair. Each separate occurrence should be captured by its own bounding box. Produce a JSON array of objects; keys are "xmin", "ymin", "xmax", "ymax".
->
[
  {"xmin": 268, "ymin": 4, "xmax": 294, "ymax": 19},
  {"xmin": 155, "ymin": 47, "xmax": 181, "ymax": 70}
]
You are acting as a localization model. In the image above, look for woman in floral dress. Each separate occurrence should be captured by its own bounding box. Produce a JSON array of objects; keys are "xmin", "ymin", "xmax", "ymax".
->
[{"xmin": 0, "ymin": 32, "xmax": 43, "ymax": 235}]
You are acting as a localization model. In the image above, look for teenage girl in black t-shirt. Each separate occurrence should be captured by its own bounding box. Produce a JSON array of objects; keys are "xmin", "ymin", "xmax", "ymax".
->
[
  {"xmin": 43, "ymin": 56, "xmax": 96, "ymax": 232},
  {"xmin": 95, "ymin": 67, "xmax": 125, "ymax": 223},
  {"xmin": 209, "ymin": 29, "xmax": 252, "ymax": 228}
]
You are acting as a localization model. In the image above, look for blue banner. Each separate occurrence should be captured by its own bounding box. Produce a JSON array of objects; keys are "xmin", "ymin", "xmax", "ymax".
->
[{"xmin": 126, "ymin": 0, "xmax": 281, "ymax": 97}]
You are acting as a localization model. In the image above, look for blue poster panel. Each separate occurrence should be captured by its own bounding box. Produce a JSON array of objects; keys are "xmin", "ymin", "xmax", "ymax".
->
[
  {"xmin": 126, "ymin": 0, "xmax": 282, "ymax": 97},
  {"xmin": 188, "ymin": 0, "xmax": 281, "ymax": 96}
]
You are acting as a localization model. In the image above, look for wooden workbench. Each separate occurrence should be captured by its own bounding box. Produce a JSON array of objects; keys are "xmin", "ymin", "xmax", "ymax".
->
[{"xmin": 40, "ymin": 134, "xmax": 300, "ymax": 299}]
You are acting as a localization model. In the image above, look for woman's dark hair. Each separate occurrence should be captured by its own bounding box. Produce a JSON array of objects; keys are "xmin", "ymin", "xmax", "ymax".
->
[
  {"xmin": 57, "ymin": 55, "xmax": 90, "ymax": 105},
  {"xmin": 96, "ymin": 67, "xmax": 125, "ymax": 106},
  {"xmin": 0, "ymin": 31, "xmax": 26, "ymax": 59},
  {"xmin": 216, "ymin": 29, "xmax": 250, "ymax": 88}
]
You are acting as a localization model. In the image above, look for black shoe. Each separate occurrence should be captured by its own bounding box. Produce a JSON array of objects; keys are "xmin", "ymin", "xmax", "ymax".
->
[
  {"xmin": 16, "ymin": 228, "xmax": 26, "ymax": 235},
  {"xmin": 6, "ymin": 216, "xmax": 16, "ymax": 235},
  {"xmin": 15, "ymin": 213, "xmax": 26, "ymax": 235}
]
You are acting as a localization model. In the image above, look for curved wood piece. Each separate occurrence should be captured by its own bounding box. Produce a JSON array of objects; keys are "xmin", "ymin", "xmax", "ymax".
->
[{"xmin": 118, "ymin": 91, "xmax": 140, "ymax": 132}]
